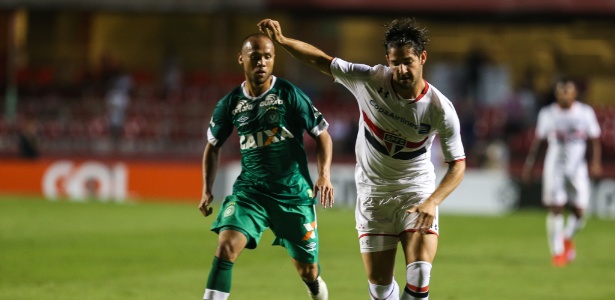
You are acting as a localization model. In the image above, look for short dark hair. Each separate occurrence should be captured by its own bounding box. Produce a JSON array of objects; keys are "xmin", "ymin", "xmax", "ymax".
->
[
  {"xmin": 555, "ymin": 76, "xmax": 576, "ymax": 87},
  {"xmin": 383, "ymin": 18, "xmax": 430, "ymax": 56}
]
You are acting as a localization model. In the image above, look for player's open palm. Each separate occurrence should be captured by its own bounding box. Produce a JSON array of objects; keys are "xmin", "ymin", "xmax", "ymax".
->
[{"xmin": 314, "ymin": 177, "xmax": 334, "ymax": 208}]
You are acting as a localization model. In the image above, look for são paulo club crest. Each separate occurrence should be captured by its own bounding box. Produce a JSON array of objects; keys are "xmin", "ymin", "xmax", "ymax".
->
[{"xmin": 383, "ymin": 133, "xmax": 406, "ymax": 156}]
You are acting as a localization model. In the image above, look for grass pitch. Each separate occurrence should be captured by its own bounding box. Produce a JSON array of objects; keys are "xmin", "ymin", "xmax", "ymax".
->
[{"xmin": 1, "ymin": 195, "xmax": 615, "ymax": 300}]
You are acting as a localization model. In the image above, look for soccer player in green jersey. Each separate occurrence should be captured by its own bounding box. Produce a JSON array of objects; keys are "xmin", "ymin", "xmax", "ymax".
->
[{"xmin": 198, "ymin": 33, "xmax": 334, "ymax": 300}]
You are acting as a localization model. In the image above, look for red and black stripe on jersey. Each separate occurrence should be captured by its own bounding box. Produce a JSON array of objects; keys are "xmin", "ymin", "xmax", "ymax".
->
[{"xmin": 362, "ymin": 111, "xmax": 428, "ymax": 160}]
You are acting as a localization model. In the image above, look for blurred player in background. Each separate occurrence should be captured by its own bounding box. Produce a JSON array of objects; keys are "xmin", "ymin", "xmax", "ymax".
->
[
  {"xmin": 198, "ymin": 33, "xmax": 334, "ymax": 300},
  {"xmin": 259, "ymin": 18, "xmax": 466, "ymax": 300},
  {"xmin": 522, "ymin": 77, "xmax": 602, "ymax": 267}
]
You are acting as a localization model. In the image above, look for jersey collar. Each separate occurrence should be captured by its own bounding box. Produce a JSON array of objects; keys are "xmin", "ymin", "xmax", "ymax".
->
[
  {"xmin": 241, "ymin": 75, "xmax": 277, "ymax": 99},
  {"xmin": 392, "ymin": 79, "xmax": 430, "ymax": 104}
]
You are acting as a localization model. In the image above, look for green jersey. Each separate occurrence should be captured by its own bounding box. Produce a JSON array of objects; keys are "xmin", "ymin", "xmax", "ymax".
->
[{"xmin": 207, "ymin": 76, "xmax": 329, "ymax": 205}]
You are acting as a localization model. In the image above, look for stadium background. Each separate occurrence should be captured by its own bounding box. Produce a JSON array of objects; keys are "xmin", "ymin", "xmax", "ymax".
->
[
  {"xmin": 2, "ymin": 1, "xmax": 615, "ymax": 299},
  {"xmin": 1, "ymin": 0, "xmax": 614, "ymax": 213}
]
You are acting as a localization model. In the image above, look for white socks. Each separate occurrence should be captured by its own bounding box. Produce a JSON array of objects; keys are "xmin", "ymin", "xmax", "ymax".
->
[
  {"xmin": 400, "ymin": 261, "xmax": 431, "ymax": 300},
  {"xmin": 203, "ymin": 289, "xmax": 229, "ymax": 300},
  {"xmin": 547, "ymin": 212, "xmax": 565, "ymax": 256},
  {"xmin": 368, "ymin": 280, "xmax": 399, "ymax": 300},
  {"xmin": 564, "ymin": 214, "xmax": 584, "ymax": 240}
]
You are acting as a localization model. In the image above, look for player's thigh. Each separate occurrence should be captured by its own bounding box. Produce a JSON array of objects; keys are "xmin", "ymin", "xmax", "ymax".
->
[
  {"xmin": 543, "ymin": 170, "xmax": 567, "ymax": 206},
  {"xmin": 567, "ymin": 171, "xmax": 591, "ymax": 209},
  {"xmin": 211, "ymin": 193, "xmax": 269, "ymax": 249},
  {"xmin": 399, "ymin": 197, "xmax": 440, "ymax": 235},
  {"xmin": 400, "ymin": 231, "xmax": 438, "ymax": 264},
  {"xmin": 269, "ymin": 203, "xmax": 320, "ymax": 264},
  {"xmin": 356, "ymin": 196, "xmax": 400, "ymax": 253}
]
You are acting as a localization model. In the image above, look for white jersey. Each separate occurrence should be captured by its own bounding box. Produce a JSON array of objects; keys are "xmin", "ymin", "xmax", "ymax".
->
[
  {"xmin": 330, "ymin": 58, "xmax": 466, "ymax": 197},
  {"xmin": 536, "ymin": 101, "xmax": 601, "ymax": 177}
]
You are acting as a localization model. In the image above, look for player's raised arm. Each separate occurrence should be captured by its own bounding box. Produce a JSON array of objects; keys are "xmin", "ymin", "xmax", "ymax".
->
[{"xmin": 258, "ymin": 19, "xmax": 333, "ymax": 76}]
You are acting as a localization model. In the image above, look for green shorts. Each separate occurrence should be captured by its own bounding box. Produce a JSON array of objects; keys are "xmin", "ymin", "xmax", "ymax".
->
[{"xmin": 210, "ymin": 191, "xmax": 319, "ymax": 264}]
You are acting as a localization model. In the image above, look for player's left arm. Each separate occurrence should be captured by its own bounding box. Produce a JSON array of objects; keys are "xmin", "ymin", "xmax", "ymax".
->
[
  {"xmin": 408, "ymin": 97, "xmax": 465, "ymax": 233},
  {"xmin": 408, "ymin": 159, "xmax": 465, "ymax": 233},
  {"xmin": 589, "ymin": 137, "xmax": 602, "ymax": 178},
  {"xmin": 314, "ymin": 130, "xmax": 334, "ymax": 208},
  {"xmin": 587, "ymin": 107, "xmax": 602, "ymax": 178}
]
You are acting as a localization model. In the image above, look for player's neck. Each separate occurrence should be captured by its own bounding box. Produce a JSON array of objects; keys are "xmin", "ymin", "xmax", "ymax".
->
[
  {"xmin": 245, "ymin": 77, "xmax": 273, "ymax": 97},
  {"xmin": 557, "ymin": 100, "xmax": 575, "ymax": 110},
  {"xmin": 393, "ymin": 78, "xmax": 425, "ymax": 100}
]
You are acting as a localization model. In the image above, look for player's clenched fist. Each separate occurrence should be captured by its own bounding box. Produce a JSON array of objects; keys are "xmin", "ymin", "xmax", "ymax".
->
[{"xmin": 198, "ymin": 192, "xmax": 213, "ymax": 217}]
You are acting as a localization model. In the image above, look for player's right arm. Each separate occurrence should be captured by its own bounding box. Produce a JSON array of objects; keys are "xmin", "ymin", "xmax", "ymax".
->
[
  {"xmin": 199, "ymin": 142, "xmax": 220, "ymax": 217},
  {"xmin": 258, "ymin": 19, "xmax": 333, "ymax": 76},
  {"xmin": 521, "ymin": 138, "xmax": 546, "ymax": 184},
  {"xmin": 522, "ymin": 108, "xmax": 549, "ymax": 184}
]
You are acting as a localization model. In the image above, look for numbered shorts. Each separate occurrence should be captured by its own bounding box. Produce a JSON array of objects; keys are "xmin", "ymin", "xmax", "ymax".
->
[
  {"xmin": 542, "ymin": 165, "xmax": 591, "ymax": 209},
  {"xmin": 356, "ymin": 193, "xmax": 439, "ymax": 253},
  {"xmin": 211, "ymin": 192, "xmax": 319, "ymax": 263}
]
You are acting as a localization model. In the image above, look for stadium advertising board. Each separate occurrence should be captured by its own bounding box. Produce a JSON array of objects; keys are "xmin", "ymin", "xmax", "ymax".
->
[{"xmin": 1, "ymin": 159, "xmax": 614, "ymax": 218}]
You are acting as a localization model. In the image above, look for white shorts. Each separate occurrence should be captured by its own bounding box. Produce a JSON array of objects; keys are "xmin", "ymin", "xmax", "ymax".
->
[
  {"xmin": 542, "ymin": 166, "xmax": 590, "ymax": 209},
  {"xmin": 356, "ymin": 193, "xmax": 439, "ymax": 253}
]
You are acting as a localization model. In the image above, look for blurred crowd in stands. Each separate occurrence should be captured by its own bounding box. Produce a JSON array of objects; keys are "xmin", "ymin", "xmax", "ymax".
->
[{"xmin": 1, "ymin": 55, "xmax": 614, "ymax": 175}]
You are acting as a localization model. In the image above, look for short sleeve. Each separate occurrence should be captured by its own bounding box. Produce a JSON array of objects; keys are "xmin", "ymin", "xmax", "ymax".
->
[
  {"xmin": 291, "ymin": 87, "xmax": 329, "ymax": 138},
  {"xmin": 586, "ymin": 106, "xmax": 602, "ymax": 138},
  {"xmin": 207, "ymin": 97, "xmax": 234, "ymax": 147},
  {"xmin": 437, "ymin": 99, "xmax": 466, "ymax": 162},
  {"xmin": 535, "ymin": 108, "xmax": 549, "ymax": 140},
  {"xmin": 330, "ymin": 57, "xmax": 374, "ymax": 97}
]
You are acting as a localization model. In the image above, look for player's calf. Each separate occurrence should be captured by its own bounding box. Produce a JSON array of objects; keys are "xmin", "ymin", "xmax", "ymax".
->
[{"xmin": 203, "ymin": 256, "xmax": 234, "ymax": 300}]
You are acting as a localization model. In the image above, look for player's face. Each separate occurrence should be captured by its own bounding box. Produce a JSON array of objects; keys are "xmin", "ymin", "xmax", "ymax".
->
[
  {"xmin": 239, "ymin": 37, "xmax": 275, "ymax": 85},
  {"xmin": 386, "ymin": 45, "xmax": 426, "ymax": 90},
  {"xmin": 555, "ymin": 81, "xmax": 576, "ymax": 109}
]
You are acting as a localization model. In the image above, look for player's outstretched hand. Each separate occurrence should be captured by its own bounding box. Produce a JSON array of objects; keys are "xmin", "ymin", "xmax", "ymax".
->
[
  {"xmin": 257, "ymin": 19, "xmax": 286, "ymax": 44},
  {"xmin": 198, "ymin": 192, "xmax": 214, "ymax": 217},
  {"xmin": 406, "ymin": 200, "xmax": 436, "ymax": 234},
  {"xmin": 314, "ymin": 177, "xmax": 334, "ymax": 209}
]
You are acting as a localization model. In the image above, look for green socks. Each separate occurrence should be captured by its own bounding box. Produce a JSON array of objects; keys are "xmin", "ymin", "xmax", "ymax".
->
[{"xmin": 206, "ymin": 256, "xmax": 234, "ymax": 293}]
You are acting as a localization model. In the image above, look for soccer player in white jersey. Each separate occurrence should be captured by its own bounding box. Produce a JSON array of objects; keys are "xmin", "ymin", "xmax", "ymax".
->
[
  {"xmin": 522, "ymin": 77, "xmax": 602, "ymax": 267},
  {"xmin": 259, "ymin": 18, "xmax": 466, "ymax": 300}
]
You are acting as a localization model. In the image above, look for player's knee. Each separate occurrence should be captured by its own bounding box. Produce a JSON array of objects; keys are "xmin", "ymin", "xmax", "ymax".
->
[
  {"xmin": 215, "ymin": 240, "xmax": 242, "ymax": 261},
  {"xmin": 369, "ymin": 273, "xmax": 395, "ymax": 286},
  {"xmin": 404, "ymin": 261, "xmax": 431, "ymax": 298},
  {"xmin": 572, "ymin": 207, "xmax": 584, "ymax": 218}
]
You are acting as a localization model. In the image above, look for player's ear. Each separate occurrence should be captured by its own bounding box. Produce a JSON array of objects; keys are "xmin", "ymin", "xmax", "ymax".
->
[
  {"xmin": 238, "ymin": 53, "xmax": 243, "ymax": 65},
  {"xmin": 420, "ymin": 51, "xmax": 427, "ymax": 65}
]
